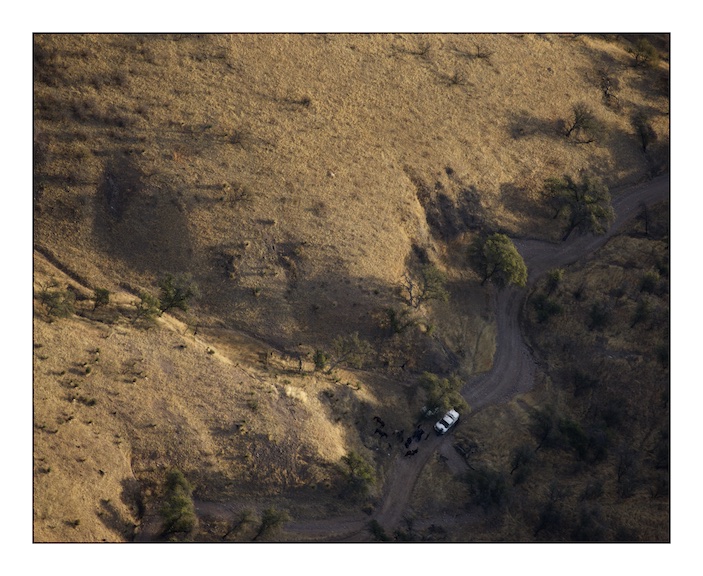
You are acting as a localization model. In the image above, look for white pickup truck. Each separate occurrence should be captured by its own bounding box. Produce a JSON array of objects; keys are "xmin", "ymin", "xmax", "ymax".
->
[{"xmin": 434, "ymin": 409, "xmax": 460, "ymax": 435}]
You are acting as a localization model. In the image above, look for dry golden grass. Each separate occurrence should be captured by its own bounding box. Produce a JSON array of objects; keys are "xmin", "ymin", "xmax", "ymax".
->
[{"xmin": 33, "ymin": 33, "xmax": 669, "ymax": 541}]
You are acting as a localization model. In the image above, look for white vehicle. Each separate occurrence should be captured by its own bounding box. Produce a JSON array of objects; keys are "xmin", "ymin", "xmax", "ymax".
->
[{"xmin": 434, "ymin": 409, "xmax": 460, "ymax": 435}]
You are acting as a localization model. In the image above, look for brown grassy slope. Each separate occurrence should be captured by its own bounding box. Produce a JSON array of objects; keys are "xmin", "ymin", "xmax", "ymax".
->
[
  {"xmin": 34, "ymin": 250, "xmax": 413, "ymax": 542},
  {"xmin": 34, "ymin": 33, "xmax": 669, "ymax": 349},
  {"xmin": 33, "ymin": 34, "xmax": 669, "ymax": 542}
]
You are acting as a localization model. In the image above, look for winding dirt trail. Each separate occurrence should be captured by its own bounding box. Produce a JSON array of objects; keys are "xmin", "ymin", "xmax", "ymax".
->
[
  {"xmin": 189, "ymin": 175, "xmax": 671, "ymax": 542},
  {"xmin": 278, "ymin": 174, "xmax": 670, "ymax": 541},
  {"xmin": 38, "ymin": 173, "xmax": 666, "ymax": 541}
]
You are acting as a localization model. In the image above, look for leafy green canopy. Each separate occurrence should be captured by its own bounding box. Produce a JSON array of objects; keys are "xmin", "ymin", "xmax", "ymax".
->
[
  {"xmin": 341, "ymin": 451, "xmax": 375, "ymax": 497},
  {"xmin": 543, "ymin": 174, "xmax": 615, "ymax": 240},
  {"xmin": 419, "ymin": 372, "xmax": 469, "ymax": 413},
  {"xmin": 160, "ymin": 469, "xmax": 197, "ymax": 537},
  {"xmin": 473, "ymin": 233, "xmax": 528, "ymax": 287},
  {"xmin": 158, "ymin": 273, "xmax": 200, "ymax": 313}
]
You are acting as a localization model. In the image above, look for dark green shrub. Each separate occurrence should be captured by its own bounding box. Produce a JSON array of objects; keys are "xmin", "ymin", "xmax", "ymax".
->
[
  {"xmin": 160, "ymin": 469, "xmax": 197, "ymax": 538},
  {"xmin": 158, "ymin": 273, "xmax": 199, "ymax": 313},
  {"xmin": 401, "ymin": 264, "xmax": 449, "ymax": 308},
  {"xmin": 132, "ymin": 291, "xmax": 161, "ymax": 324},
  {"xmin": 38, "ymin": 280, "xmax": 75, "ymax": 319},
  {"xmin": 471, "ymin": 234, "xmax": 527, "ymax": 288},
  {"xmin": 632, "ymin": 110, "xmax": 657, "ymax": 152},
  {"xmin": 341, "ymin": 451, "xmax": 375, "ymax": 498},
  {"xmin": 588, "ymin": 301, "xmax": 611, "ymax": 330},
  {"xmin": 368, "ymin": 519, "xmax": 391, "ymax": 542},
  {"xmin": 559, "ymin": 418, "xmax": 589, "ymax": 459},
  {"xmin": 543, "ymin": 174, "xmax": 614, "ymax": 240},
  {"xmin": 92, "ymin": 287, "xmax": 110, "ymax": 310},
  {"xmin": 545, "ymin": 268, "xmax": 564, "ymax": 295},
  {"xmin": 563, "ymin": 102, "xmax": 600, "ymax": 142},
  {"xmin": 313, "ymin": 350, "xmax": 329, "ymax": 371},
  {"xmin": 327, "ymin": 332, "xmax": 374, "ymax": 372},
  {"xmin": 419, "ymin": 372, "xmax": 469, "ymax": 413},
  {"xmin": 639, "ymin": 271, "xmax": 659, "ymax": 294},
  {"xmin": 253, "ymin": 507, "xmax": 290, "ymax": 541},
  {"xmin": 532, "ymin": 293, "xmax": 563, "ymax": 323},
  {"xmin": 465, "ymin": 465, "xmax": 509, "ymax": 511}
]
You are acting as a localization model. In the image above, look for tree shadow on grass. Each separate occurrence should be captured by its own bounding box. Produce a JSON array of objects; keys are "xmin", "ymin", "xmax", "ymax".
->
[{"xmin": 92, "ymin": 152, "xmax": 194, "ymax": 275}]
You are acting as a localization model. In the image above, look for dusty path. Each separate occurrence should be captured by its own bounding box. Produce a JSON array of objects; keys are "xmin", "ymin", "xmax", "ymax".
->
[
  {"xmin": 35, "ymin": 174, "xmax": 669, "ymax": 541},
  {"xmin": 283, "ymin": 173, "xmax": 670, "ymax": 541},
  {"xmin": 464, "ymin": 174, "xmax": 670, "ymax": 412}
]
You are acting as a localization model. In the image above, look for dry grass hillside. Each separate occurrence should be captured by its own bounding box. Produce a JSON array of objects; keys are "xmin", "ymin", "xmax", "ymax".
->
[{"xmin": 33, "ymin": 33, "xmax": 669, "ymax": 542}]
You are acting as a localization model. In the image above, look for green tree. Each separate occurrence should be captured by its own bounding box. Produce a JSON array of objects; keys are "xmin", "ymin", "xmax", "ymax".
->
[
  {"xmin": 529, "ymin": 405, "xmax": 559, "ymax": 452},
  {"xmin": 631, "ymin": 298, "xmax": 652, "ymax": 328},
  {"xmin": 382, "ymin": 306, "xmax": 417, "ymax": 336},
  {"xmin": 326, "ymin": 332, "xmax": 374, "ymax": 373},
  {"xmin": 253, "ymin": 507, "xmax": 290, "ymax": 541},
  {"xmin": 509, "ymin": 443, "xmax": 535, "ymax": 476},
  {"xmin": 465, "ymin": 465, "xmax": 509, "ymax": 511},
  {"xmin": 222, "ymin": 509, "xmax": 254, "ymax": 540},
  {"xmin": 132, "ymin": 291, "xmax": 161, "ymax": 324},
  {"xmin": 312, "ymin": 349, "xmax": 329, "ymax": 371},
  {"xmin": 92, "ymin": 287, "xmax": 110, "ymax": 311},
  {"xmin": 160, "ymin": 469, "xmax": 197, "ymax": 538},
  {"xmin": 401, "ymin": 264, "xmax": 449, "ymax": 308},
  {"xmin": 158, "ymin": 273, "xmax": 199, "ymax": 313},
  {"xmin": 341, "ymin": 451, "xmax": 375, "ymax": 497},
  {"xmin": 472, "ymin": 233, "xmax": 528, "ymax": 287},
  {"xmin": 38, "ymin": 280, "xmax": 75, "ymax": 319},
  {"xmin": 419, "ymin": 372, "xmax": 469, "ymax": 413},
  {"xmin": 532, "ymin": 293, "xmax": 563, "ymax": 323},
  {"xmin": 543, "ymin": 174, "xmax": 615, "ymax": 240},
  {"xmin": 588, "ymin": 300, "xmax": 611, "ymax": 331}
]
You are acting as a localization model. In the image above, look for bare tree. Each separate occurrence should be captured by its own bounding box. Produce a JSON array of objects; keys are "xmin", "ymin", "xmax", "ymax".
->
[{"xmin": 564, "ymin": 102, "xmax": 599, "ymax": 142}]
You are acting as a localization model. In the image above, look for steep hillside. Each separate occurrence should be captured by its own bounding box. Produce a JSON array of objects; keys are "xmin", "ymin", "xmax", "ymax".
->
[{"xmin": 33, "ymin": 33, "xmax": 669, "ymax": 542}]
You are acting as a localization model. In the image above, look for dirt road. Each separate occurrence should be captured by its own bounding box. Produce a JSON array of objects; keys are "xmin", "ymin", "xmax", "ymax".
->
[
  {"xmin": 130, "ymin": 174, "xmax": 669, "ymax": 541},
  {"xmin": 280, "ymin": 173, "xmax": 670, "ymax": 541}
]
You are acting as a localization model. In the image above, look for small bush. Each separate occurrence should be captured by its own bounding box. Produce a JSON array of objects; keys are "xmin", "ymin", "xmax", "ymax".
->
[
  {"xmin": 253, "ymin": 508, "xmax": 290, "ymax": 541},
  {"xmin": 639, "ymin": 271, "xmax": 659, "ymax": 294},
  {"xmin": 92, "ymin": 287, "xmax": 110, "ymax": 310},
  {"xmin": 564, "ymin": 102, "xmax": 600, "ymax": 142},
  {"xmin": 588, "ymin": 301, "xmax": 611, "ymax": 330},
  {"xmin": 368, "ymin": 519, "xmax": 391, "ymax": 542},
  {"xmin": 532, "ymin": 293, "xmax": 563, "ymax": 323},
  {"xmin": 632, "ymin": 110, "xmax": 657, "ymax": 152},
  {"xmin": 400, "ymin": 264, "xmax": 449, "ymax": 308},
  {"xmin": 465, "ymin": 465, "xmax": 509, "ymax": 511},
  {"xmin": 341, "ymin": 451, "xmax": 375, "ymax": 498},
  {"xmin": 132, "ymin": 291, "xmax": 161, "ymax": 324},
  {"xmin": 545, "ymin": 269, "xmax": 564, "ymax": 295},
  {"xmin": 313, "ymin": 350, "xmax": 329, "ymax": 371},
  {"xmin": 419, "ymin": 372, "xmax": 469, "ymax": 413},
  {"xmin": 38, "ymin": 280, "xmax": 75, "ymax": 319},
  {"xmin": 158, "ymin": 273, "xmax": 199, "ymax": 313}
]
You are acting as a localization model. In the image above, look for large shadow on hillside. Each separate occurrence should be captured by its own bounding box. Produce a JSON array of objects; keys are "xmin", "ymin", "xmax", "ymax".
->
[
  {"xmin": 93, "ymin": 153, "xmax": 194, "ymax": 274},
  {"xmin": 200, "ymin": 231, "xmax": 481, "ymax": 380},
  {"xmin": 406, "ymin": 169, "xmax": 488, "ymax": 241}
]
